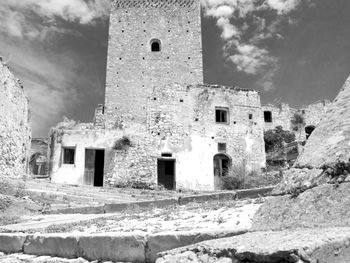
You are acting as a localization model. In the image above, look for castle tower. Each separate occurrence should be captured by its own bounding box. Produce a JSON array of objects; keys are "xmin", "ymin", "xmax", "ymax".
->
[{"xmin": 105, "ymin": 0, "xmax": 203, "ymax": 129}]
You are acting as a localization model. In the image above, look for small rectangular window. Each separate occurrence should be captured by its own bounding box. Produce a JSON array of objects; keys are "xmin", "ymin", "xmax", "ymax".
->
[
  {"xmin": 218, "ymin": 143, "xmax": 227, "ymax": 152},
  {"xmin": 249, "ymin": 113, "xmax": 253, "ymax": 120},
  {"xmin": 264, "ymin": 111, "xmax": 272, "ymax": 123},
  {"xmin": 215, "ymin": 107, "xmax": 229, "ymax": 124},
  {"xmin": 161, "ymin": 153, "xmax": 172, "ymax": 157},
  {"xmin": 63, "ymin": 147, "xmax": 75, "ymax": 164}
]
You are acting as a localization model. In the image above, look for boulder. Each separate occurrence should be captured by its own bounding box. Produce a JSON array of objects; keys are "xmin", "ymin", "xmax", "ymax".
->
[
  {"xmin": 23, "ymin": 234, "xmax": 79, "ymax": 258},
  {"xmin": 78, "ymin": 233, "xmax": 146, "ymax": 262},
  {"xmin": 0, "ymin": 234, "xmax": 27, "ymax": 253}
]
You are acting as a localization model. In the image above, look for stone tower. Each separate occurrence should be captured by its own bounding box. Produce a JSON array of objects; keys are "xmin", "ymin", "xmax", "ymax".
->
[{"xmin": 105, "ymin": 0, "xmax": 203, "ymax": 129}]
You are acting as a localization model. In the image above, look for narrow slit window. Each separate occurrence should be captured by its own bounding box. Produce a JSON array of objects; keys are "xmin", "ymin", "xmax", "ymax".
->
[{"xmin": 151, "ymin": 39, "xmax": 161, "ymax": 52}]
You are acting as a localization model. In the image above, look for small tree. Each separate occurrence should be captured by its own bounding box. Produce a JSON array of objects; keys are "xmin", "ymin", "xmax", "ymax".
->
[
  {"xmin": 264, "ymin": 126, "xmax": 295, "ymax": 153},
  {"xmin": 291, "ymin": 112, "xmax": 305, "ymax": 136}
]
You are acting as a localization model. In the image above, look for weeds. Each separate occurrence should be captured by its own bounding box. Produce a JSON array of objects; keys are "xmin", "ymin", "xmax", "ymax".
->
[
  {"xmin": 113, "ymin": 136, "xmax": 132, "ymax": 151},
  {"xmin": 220, "ymin": 163, "xmax": 282, "ymax": 190}
]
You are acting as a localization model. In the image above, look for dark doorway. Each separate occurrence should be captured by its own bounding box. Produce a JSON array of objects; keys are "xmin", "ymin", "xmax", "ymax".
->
[
  {"xmin": 305, "ymin": 125, "xmax": 316, "ymax": 140},
  {"xmin": 214, "ymin": 153, "xmax": 232, "ymax": 190},
  {"xmin": 157, "ymin": 159, "xmax": 175, "ymax": 190},
  {"xmin": 264, "ymin": 111, "xmax": 272, "ymax": 123},
  {"xmin": 84, "ymin": 149, "xmax": 105, "ymax": 187}
]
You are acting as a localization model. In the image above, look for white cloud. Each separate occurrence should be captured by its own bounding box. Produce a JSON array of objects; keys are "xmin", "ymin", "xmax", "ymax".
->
[
  {"xmin": 230, "ymin": 44, "xmax": 276, "ymax": 74},
  {"xmin": 265, "ymin": 0, "xmax": 301, "ymax": 15},
  {"xmin": 0, "ymin": 0, "xmax": 110, "ymax": 40},
  {"xmin": 201, "ymin": 0, "xmax": 305, "ymax": 90}
]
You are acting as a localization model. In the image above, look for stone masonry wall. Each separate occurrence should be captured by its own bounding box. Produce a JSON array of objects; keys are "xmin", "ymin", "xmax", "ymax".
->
[
  {"xmin": 0, "ymin": 61, "xmax": 31, "ymax": 178},
  {"xmin": 105, "ymin": 0, "xmax": 203, "ymax": 130},
  {"xmin": 148, "ymin": 84, "xmax": 266, "ymax": 169},
  {"xmin": 106, "ymin": 83, "xmax": 266, "ymax": 190},
  {"xmin": 262, "ymin": 101, "xmax": 328, "ymax": 140}
]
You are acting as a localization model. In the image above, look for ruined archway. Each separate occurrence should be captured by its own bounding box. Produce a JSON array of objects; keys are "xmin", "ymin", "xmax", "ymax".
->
[
  {"xmin": 213, "ymin": 153, "xmax": 232, "ymax": 190},
  {"xmin": 305, "ymin": 125, "xmax": 316, "ymax": 140}
]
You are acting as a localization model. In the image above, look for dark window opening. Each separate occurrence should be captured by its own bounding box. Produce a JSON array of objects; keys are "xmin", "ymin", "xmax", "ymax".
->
[
  {"xmin": 158, "ymin": 159, "xmax": 175, "ymax": 190},
  {"xmin": 249, "ymin": 113, "xmax": 253, "ymax": 120},
  {"xmin": 151, "ymin": 39, "xmax": 161, "ymax": 52},
  {"xmin": 218, "ymin": 143, "xmax": 226, "ymax": 152},
  {"xmin": 305, "ymin": 125, "xmax": 315, "ymax": 140},
  {"xmin": 161, "ymin": 153, "xmax": 172, "ymax": 157},
  {"xmin": 264, "ymin": 111, "xmax": 272, "ymax": 123},
  {"xmin": 63, "ymin": 148, "xmax": 75, "ymax": 164},
  {"xmin": 216, "ymin": 107, "xmax": 229, "ymax": 124}
]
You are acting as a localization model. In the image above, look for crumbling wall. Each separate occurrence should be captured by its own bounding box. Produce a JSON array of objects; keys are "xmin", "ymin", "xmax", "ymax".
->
[
  {"xmin": 0, "ymin": 60, "xmax": 31, "ymax": 178},
  {"xmin": 106, "ymin": 83, "xmax": 266, "ymax": 190},
  {"xmin": 93, "ymin": 104, "xmax": 105, "ymax": 129},
  {"xmin": 262, "ymin": 103, "xmax": 294, "ymax": 131},
  {"xmin": 262, "ymin": 101, "xmax": 328, "ymax": 140},
  {"xmin": 299, "ymin": 100, "xmax": 329, "ymax": 128}
]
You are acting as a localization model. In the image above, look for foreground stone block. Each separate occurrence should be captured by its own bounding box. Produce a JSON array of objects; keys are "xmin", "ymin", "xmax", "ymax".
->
[
  {"xmin": 146, "ymin": 229, "xmax": 248, "ymax": 262},
  {"xmin": 23, "ymin": 234, "xmax": 79, "ymax": 258},
  {"xmin": 0, "ymin": 234, "xmax": 27, "ymax": 253},
  {"xmin": 253, "ymin": 182, "xmax": 350, "ymax": 231},
  {"xmin": 157, "ymin": 227, "xmax": 350, "ymax": 263},
  {"xmin": 78, "ymin": 233, "xmax": 146, "ymax": 262}
]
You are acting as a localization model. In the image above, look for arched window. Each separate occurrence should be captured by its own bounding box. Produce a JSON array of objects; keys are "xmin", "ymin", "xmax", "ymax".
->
[
  {"xmin": 151, "ymin": 39, "xmax": 161, "ymax": 52},
  {"xmin": 213, "ymin": 154, "xmax": 231, "ymax": 177}
]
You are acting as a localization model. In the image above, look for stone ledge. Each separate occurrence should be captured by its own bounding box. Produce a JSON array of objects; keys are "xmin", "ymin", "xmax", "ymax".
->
[
  {"xmin": 157, "ymin": 227, "xmax": 350, "ymax": 263},
  {"xmin": 23, "ymin": 234, "xmax": 79, "ymax": 259},
  {"xmin": 0, "ymin": 234, "xmax": 27, "ymax": 253},
  {"xmin": 0, "ymin": 228, "xmax": 249, "ymax": 263},
  {"xmin": 48, "ymin": 187, "xmax": 273, "ymax": 215}
]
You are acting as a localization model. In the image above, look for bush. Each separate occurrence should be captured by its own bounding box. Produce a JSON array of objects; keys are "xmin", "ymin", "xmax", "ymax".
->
[
  {"xmin": 221, "ymin": 164, "xmax": 282, "ymax": 190},
  {"xmin": 264, "ymin": 126, "xmax": 295, "ymax": 153},
  {"xmin": 113, "ymin": 136, "xmax": 132, "ymax": 151},
  {"xmin": 291, "ymin": 112, "xmax": 305, "ymax": 132},
  {"xmin": 221, "ymin": 165, "xmax": 246, "ymax": 190}
]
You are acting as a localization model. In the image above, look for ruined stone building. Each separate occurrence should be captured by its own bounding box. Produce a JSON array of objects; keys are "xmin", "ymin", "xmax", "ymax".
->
[
  {"xmin": 0, "ymin": 58, "xmax": 31, "ymax": 178},
  {"xmin": 48, "ymin": 0, "xmax": 266, "ymax": 190},
  {"xmin": 262, "ymin": 100, "xmax": 329, "ymax": 140},
  {"xmin": 30, "ymin": 138, "xmax": 48, "ymax": 177}
]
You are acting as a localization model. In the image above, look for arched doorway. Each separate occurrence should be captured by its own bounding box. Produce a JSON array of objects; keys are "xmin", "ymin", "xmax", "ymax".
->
[
  {"xmin": 213, "ymin": 153, "xmax": 231, "ymax": 190},
  {"xmin": 305, "ymin": 125, "xmax": 315, "ymax": 140}
]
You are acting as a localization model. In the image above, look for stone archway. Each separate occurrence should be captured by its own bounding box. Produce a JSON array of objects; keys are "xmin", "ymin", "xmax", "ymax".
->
[{"xmin": 213, "ymin": 153, "xmax": 232, "ymax": 190}]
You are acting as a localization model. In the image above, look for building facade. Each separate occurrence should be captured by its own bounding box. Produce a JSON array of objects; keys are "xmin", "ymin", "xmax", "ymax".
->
[
  {"xmin": 48, "ymin": 0, "xmax": 266, "ymax": 190},
  {"xmin": 262, "ymin": 100, "xmax": 329, "ymax": 140}
]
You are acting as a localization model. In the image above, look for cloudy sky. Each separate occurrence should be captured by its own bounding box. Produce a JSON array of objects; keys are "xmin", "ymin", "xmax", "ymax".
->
[{"xmin": 1, "ymin": 0, "xmax": 350, "ymax": 137}]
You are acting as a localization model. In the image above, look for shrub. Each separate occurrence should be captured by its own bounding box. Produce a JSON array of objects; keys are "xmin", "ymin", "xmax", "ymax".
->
[
  {"xmin": 221, "ymin": 165, "xmax": 246, "ymax": 190},
  {"xmin": 291, "ymin": 112, "xmax": 305, "ymax": 132},
  {"xmin": 221, "ymin": 163, "xmax": 282, "ymax": 190},
  {"xmin": 264, "ymin": 126, "xmax": 295, "ymax": 153},
  {"xmin": 113, "ymin": 136, "xmax": 132, "ymax": 151}
]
